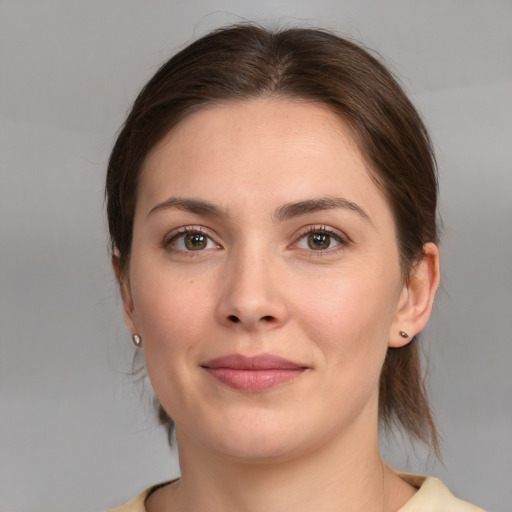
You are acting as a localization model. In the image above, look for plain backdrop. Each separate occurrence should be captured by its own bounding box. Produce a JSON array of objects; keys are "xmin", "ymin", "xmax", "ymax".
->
[{"xmin": 1, "ymin": 1, "xmax": 511, "ymax": 511}]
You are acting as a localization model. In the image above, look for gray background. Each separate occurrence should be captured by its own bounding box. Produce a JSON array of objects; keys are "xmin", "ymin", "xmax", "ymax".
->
[{"xmin": 1, "ymin": 1, "xmax": 511, "ymax": 511}]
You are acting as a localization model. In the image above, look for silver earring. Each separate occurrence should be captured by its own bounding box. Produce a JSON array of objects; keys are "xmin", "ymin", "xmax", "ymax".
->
[
  {"xmin": 399, "ymin": 330, "xmax": 409, "ymax": 339},
  {"xmin": 132, "ymin": 334, "xmax": 142, "ymax": 347}
]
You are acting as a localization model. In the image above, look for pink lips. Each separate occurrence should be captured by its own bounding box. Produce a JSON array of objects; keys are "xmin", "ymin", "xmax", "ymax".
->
[{"xmin": 202, "ymin": 354, "xmax": 307, "ymax": 392}]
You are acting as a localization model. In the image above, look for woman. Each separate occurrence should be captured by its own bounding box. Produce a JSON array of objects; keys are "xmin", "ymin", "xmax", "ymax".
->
[{"xmin": 106, "ymin": 24, "xmax": 484, "ymax": 511}]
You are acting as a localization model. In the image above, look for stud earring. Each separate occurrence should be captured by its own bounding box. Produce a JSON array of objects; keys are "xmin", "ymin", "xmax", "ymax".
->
[
  {"xmin": 132, "ymin": 334, "xmax": 143, "ymax": 348},
  {"xmin": 399, "ymin": 330, "xmax": 409, "ymax": 339}
]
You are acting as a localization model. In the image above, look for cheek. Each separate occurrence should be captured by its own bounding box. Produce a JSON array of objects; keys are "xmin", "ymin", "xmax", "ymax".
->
[
  {"xmin": 128, "ymin": 265, "xmax": 218, "ymax": 420},
  {"xmin": 294, "ymin": 267, "xmax": 400, "ymax": 367},
  {"xmin": 130, "ymin": 262, "xmax": 214, "ymax": 356}
]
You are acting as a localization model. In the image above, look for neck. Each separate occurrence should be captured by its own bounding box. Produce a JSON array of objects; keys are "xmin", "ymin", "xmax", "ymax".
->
[{"xmin": 152, "ymin": 416, "xmax": 415, "ymax": 512}]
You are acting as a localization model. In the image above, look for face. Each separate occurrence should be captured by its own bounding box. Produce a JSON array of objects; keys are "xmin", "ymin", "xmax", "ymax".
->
[{"xmin": 122, "ymin": 99, "xmax": 412, "ymax": 461}]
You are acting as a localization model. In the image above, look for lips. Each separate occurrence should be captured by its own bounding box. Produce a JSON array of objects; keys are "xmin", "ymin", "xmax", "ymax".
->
[{"xmin": 201, "ymin": 354, "xmax": 307, "ymax": 392}]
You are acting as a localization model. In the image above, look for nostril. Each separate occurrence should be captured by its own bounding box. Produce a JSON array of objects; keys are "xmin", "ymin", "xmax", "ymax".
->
[{"xmin": 226, "ymin": 314, "xmax": 276, "ymax": 325}]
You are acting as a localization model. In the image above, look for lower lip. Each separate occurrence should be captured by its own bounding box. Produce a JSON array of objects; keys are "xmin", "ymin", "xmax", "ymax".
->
[{"xmin": 205, "ymin": 368, "xmax": 305, "ymax": 392}]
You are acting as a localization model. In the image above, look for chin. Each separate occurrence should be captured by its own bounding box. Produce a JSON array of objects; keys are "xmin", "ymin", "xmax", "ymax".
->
[
  {"xmin": 195, "ymin": 410, "xmax": 315, "ymax": 464},
  {"xmin": 214, "ymin": 435, "xmax": 299, "ymax": 464}
]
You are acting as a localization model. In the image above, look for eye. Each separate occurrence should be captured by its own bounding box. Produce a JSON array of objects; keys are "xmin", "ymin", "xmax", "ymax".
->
[
  {"xmin": 294, "ymin": 226, "xmax": 347, "ymax": 252},
  {"xmin": 165, "ymin": 228, "xmax": 219, "ymax": 252}
]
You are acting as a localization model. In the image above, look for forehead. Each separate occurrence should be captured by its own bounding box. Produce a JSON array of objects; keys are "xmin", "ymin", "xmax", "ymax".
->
[{"xmin": 138, "ymin": 99, "xmax": 390, "ymax": 225}]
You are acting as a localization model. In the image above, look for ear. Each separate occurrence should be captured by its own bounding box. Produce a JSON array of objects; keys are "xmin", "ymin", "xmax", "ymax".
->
[
  {"xmin": 112, "ymin": 251, "xmax": 137, "ymax": 335},
  {"xmin": 389, "ymin": 243, "xmax": 440, "ymax": 348}
]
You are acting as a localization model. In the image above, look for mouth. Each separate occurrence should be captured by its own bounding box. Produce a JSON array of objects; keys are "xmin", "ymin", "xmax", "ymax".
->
[{"xmin": 201, "ymin": 354, "xmax": 308, "ymax": 392}]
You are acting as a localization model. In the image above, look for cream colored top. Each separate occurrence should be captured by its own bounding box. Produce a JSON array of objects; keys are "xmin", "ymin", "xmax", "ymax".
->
[{"xmin": 109, "ymin": 475, "xmax": 485, "ymax": 511}]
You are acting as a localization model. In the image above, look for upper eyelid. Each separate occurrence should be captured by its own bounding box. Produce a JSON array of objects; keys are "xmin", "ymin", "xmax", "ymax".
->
[
  {"xmin": 288, "ymin": 226, "xmax": 350, "ymax": 257},
  {"xmin": 163, "ymin": 226, "xmax": 220, "ymax": 248},
  {"xmin": 165, "ymin": 225, "xmax": 213, "ymax": 239},
  {"xmin": 294, "ymin": 225, "xmax": 349, "ymax": 242}
]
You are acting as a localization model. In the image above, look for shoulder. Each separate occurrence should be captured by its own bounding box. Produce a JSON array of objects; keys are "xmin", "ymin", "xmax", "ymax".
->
[
  {"xmin": 398, "ymin": 474, "xmax": 486, "ymax": 512},
  {"xmin": 109, "ymin": 482, "xmax": 171, "ymax": 512},
  {"xmin": 108, "ymin": 491, "xmax": 147, "ymax": 512},
  {"xmin": 109, "ymin": 476, "xmax": 485, "ymax": 512}
]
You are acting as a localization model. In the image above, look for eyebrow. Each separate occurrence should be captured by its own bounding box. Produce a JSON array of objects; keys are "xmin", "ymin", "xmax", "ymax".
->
[
  {"xmin": 147, "ymin": 195, "xmax": 370, "ymax": 224},
  {"xmin": 273, "ymin": 197, "xmax": 371, "ymax": 223},
  {"xmin": 147, "ymin": 197, "xmax": 229, "ymax": 218}
]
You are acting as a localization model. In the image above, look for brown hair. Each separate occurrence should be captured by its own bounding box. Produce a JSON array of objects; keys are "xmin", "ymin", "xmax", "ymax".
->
[{"xmin": 106, "ymin": 24, "xmax": 439, "ymax": 453}]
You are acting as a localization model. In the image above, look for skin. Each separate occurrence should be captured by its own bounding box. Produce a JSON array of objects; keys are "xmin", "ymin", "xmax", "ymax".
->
[{"xmin": 117, "ymin": 99, "xmax": 440, "ymax": 512}]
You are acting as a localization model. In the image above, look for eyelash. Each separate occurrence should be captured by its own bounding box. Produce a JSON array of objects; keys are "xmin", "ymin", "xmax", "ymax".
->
[
  {"xmin": 162, "ymin": 225, "xmax": 349, "ymax": 256},
  {"xmin": 163, "ymin": 226, "xmax": 219, "ymax": 254},
  {"xmin": 292, "ymin": 225, "xmax": 349, "ymax": 256}
]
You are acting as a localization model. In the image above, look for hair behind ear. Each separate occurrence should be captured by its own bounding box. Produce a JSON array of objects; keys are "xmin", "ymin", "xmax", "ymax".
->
[
  {"xmin": 379, "ymin": 339, "xmax": 440, "ymax": 457},
  {"xmin": 380, "ymin": 243, "xmax": 441, "ymax": 455},
  {"xmin": 112, "ymin": 252, "xmax": 122, "ymax": 283}
]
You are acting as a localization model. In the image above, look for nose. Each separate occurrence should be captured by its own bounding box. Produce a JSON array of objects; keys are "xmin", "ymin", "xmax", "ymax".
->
[{"xmin": 215, "ymin": 247, "xmax": 289, "ymax": 331}]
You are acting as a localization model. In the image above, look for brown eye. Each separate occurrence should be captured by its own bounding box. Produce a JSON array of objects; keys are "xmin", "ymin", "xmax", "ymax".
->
[
  {"xmin": 294, "ymin": 227, "xmax": 347, "ymax": 253},
  {"xmin": 166, "ymin": 229, "xmax": 218, "ymax": 252},
  {"xmin": 307, "ymin": 232, "xmax": 331, "ymax": 250},
  {"xmin": 184, "ymin": 233, "xmax": 208, "ymax": 250}
]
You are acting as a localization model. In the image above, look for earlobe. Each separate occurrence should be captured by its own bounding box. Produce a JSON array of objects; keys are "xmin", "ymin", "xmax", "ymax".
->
[
  {"xmin": 112, "ymin": 252, "xmax": 137, "ymax": 334},
  {"xmin": 389, "ymin": 243, "xmax": 440, "ymax": 348}
]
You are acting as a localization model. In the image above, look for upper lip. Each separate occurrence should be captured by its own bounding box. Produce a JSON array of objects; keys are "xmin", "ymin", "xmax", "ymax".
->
[{"xmin": 202, "ymin": 354, "xmax": 308, "ymax": 370}]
